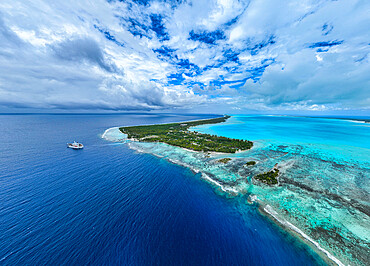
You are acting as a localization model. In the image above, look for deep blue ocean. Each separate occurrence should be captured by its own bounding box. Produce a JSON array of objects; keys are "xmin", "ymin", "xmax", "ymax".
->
[{"xmin": 0, "ymin": 114, "xmax": 326, "ymax": 265}]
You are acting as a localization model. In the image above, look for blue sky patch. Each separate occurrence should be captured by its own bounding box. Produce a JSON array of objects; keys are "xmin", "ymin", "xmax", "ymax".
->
[
  {"xmin": 153, "ymin": 46, "xmax": 177, "ymax": 60},
  {"xmin": 308, "ymin": 40, "xmax": 343, "ymax": 48},
  {"xmin": 189, "ymin": 30, "xmax": 226, "ymax": 45},
  {"xmin": 249, "ymin": 35, "xmax": 276, "ymax": 55},
  {"xmin": 223, "ymin": 49, "xmax": 240, "ymax": 63},
  {"xmin": 1, "ymin": 0, "xmax": 368, "ymax": 113},
  {"xmin": 150, "ymin": 14, "xmax": 170, "ymax": 41},
  {"xmin": 94, "ymin": 25, "xmax": 125, "ymax": 47},
  {"xmin": 167, "ymin": 72, "xmax": 185, "ymax": 85},
  {"xmin": 322, "ymin": 23, "xmax": 333, "ymax": 36}
]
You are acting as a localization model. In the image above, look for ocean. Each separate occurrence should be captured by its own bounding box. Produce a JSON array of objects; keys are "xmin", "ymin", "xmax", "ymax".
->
[{"xmin": 1, "ymin": 113, "xmax": 367, "ymax": 265}]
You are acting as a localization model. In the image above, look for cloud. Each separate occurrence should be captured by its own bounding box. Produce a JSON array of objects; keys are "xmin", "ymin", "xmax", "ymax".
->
[
  {"xmin": 0, "ymin": 0, "xmax": 369, "ymax": 113},
  {"xmin": 51, "ymin": 37, "xmax": 117, "ymax": 72},
  {"xmin": 0, "ymin": 14, "xmax": 23, "ymax": 47}
]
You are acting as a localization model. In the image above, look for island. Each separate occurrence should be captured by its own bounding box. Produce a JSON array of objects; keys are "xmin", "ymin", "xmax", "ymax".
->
[
  {"xmin": 217, "ymin": 158, "xmax": 232, "ymax": 163},
  {"xmin": 244, "ymin": 161, "xmax": 256, "ymax": 166},
  {"xmin": 119, "ymin": 115, "xmax": 253, "ymax": 153},
  {"xmin": 254, "ymin": 168, "xmax": 279, "ymax": 185}
]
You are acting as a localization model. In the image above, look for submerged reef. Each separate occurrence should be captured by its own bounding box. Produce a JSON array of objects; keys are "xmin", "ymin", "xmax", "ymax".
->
[
  {"xmin": 120, "ymin": 116, "xmax": 253, "ymax": 153},
  {"xmin": 104, "ymin": 117, "xmax": 370, "ymax": 266}
]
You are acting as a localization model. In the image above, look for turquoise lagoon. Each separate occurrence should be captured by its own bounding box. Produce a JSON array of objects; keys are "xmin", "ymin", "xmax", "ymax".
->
[{"xmin": 104, "ymin": 115, "xmax": 370, "ymax": 265}]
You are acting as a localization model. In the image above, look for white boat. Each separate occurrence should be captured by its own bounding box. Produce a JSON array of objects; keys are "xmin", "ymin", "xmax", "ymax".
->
[{"xmin": 67, "ymin": 141, "xmax": 84, "ymax": 149}]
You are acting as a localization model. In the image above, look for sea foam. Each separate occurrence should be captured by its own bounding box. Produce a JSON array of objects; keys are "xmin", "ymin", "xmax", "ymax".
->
[
  {"xmin": 263, "ymin": 205, "xmax": 344, "ymax": 266},
  {"xmin": 102, "ymin": 127, "xmax": 127, "ymax": 142},
  {"xmin": 101, "ymin": 115, "xmax": 369, "ymax": 265}
]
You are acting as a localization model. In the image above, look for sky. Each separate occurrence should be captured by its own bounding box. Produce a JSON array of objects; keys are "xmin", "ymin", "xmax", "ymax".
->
[{"xmin": 0, "ymin": 0, "xmax": 369, "ymax": 115}]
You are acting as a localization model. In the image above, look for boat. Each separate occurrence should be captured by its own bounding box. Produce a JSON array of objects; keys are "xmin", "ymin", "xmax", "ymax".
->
[{"xmin": 67, "ymin": 141, "xmax": 84, "ymax": 149}]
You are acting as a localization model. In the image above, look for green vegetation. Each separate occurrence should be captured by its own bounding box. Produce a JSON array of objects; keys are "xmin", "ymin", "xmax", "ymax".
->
[
  {"xmin": 254, "ymin": 168, "xmax": 279, "ymax": 185},
  {"xmin": 217, "ymin": 158, "xmax": 232, "ymax": 163},
  {"xmin": 245, "ymin": 161, "xmax": 256, "ymax": 166},
  {"xmin": 119, "ymin": 115, "xmax": 253, "ymax": 153}
]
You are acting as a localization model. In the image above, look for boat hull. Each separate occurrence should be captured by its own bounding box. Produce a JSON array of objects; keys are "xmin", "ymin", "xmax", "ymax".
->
[{"xmin": 67, "ymin": 143, "xmax": 84, "ymax": 149}]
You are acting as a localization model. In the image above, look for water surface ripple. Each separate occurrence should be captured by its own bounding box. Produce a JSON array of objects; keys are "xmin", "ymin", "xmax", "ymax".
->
[{"xmin": 0, "ymin": 114, "xmax": 335, "ymax": 265}]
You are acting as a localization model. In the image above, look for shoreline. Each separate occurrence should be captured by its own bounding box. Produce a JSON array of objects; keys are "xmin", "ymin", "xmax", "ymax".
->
[
  {"xmin": 102, "ymin": 125, "xmax": 348, "ymax": 266},
  {"xmin": 120, "ymin": 115, "xmax": 253, "ymax": 154},
  {"xmin": 120, "ymin": 114, "xmax": 226, "ymax": 128},
  {"xmin": 127, "ymin": 138, "xmax": 345, "ymax": 265},
  {"xmin": 159, "ymin": 146, "xmax": 345, "ymax": 265},
  {"xmin": 257, "ymin": 202, "xmax": 344, "ymax": 266}
]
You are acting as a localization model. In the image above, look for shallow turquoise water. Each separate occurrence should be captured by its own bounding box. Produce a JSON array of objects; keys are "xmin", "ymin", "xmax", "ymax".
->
[
  {"xmin": 111, "ymin": 115, "xmax": 370, "ymax": 265},
  {"xmin": 194, "ymin": 115, "xmax": 369, "ymax": 145},
  {"xmin": 193, "ymin": 115, "xmax": 370, "ymax": 265},
  {"xmin": 192, "ymin": 115, "xmax": 370, "ymax": 162},
  {"xmin": 1, "ymin": 114, "xmax": 327, "ymax": 265}
]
